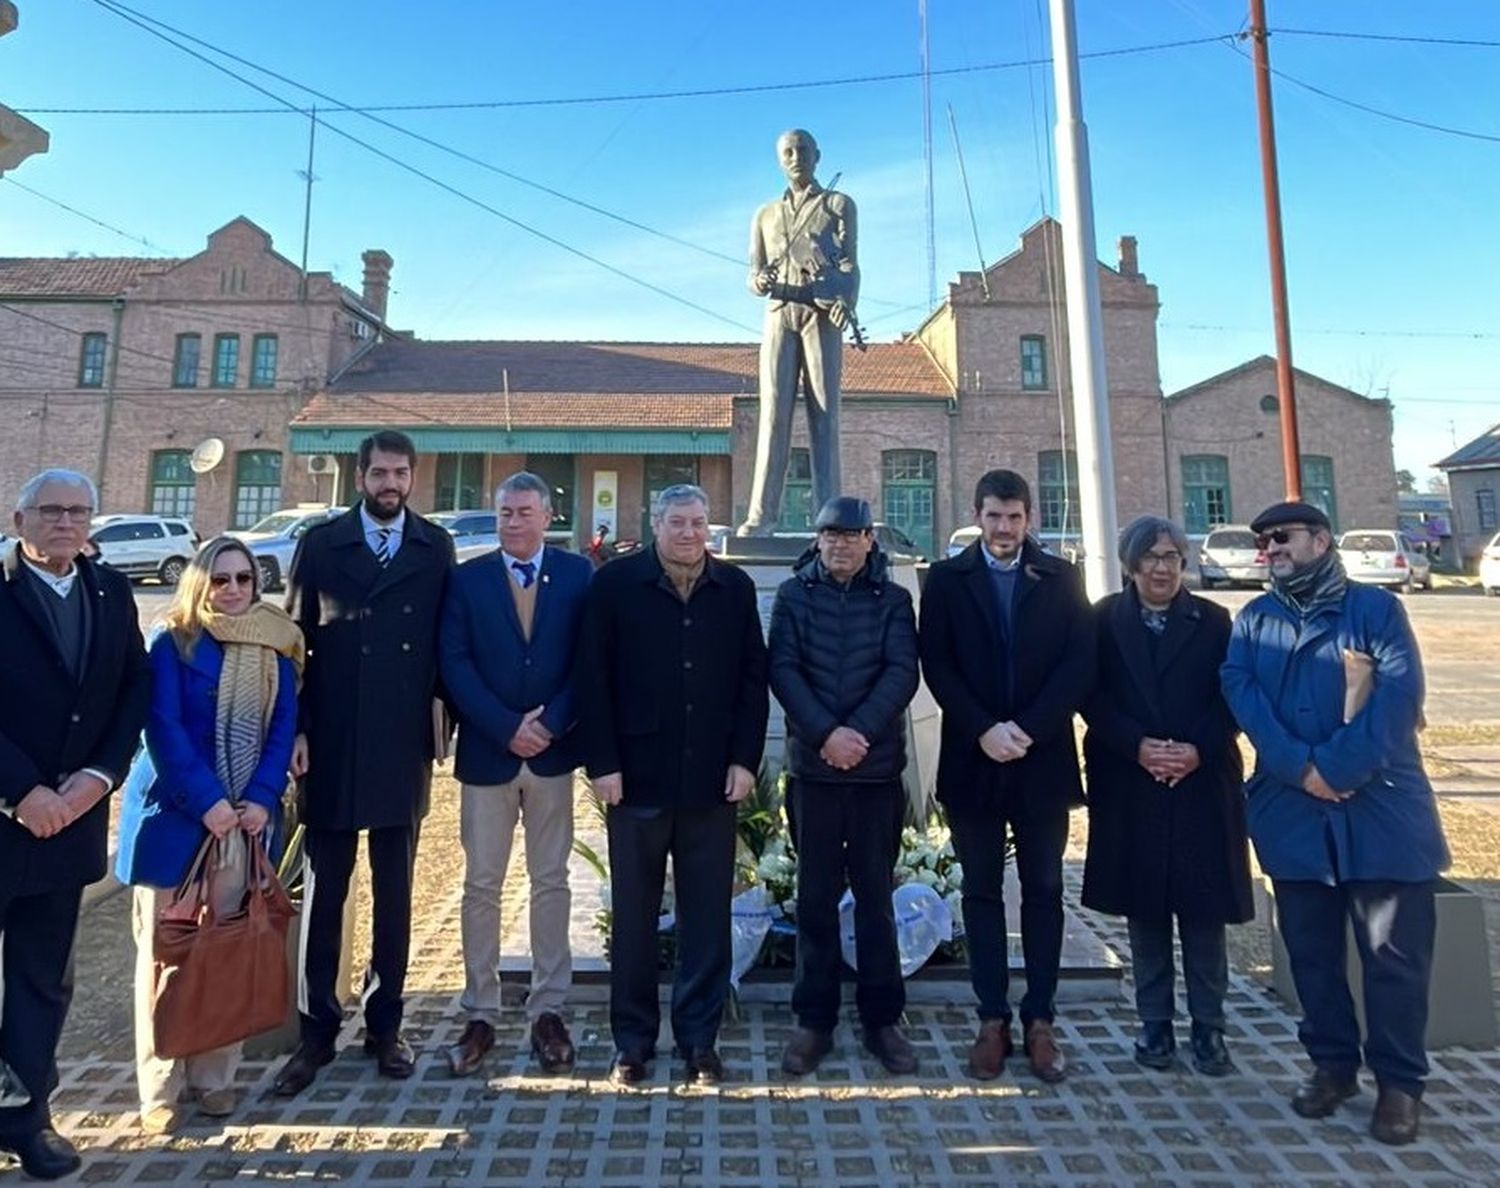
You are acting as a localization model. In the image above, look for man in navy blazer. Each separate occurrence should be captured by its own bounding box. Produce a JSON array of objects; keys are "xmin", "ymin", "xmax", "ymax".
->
[{"xmin": 439, "ymin": 471, "xmax": 592, "ymax": 1077}]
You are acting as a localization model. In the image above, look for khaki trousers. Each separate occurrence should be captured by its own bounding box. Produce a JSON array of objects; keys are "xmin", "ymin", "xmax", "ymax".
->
[
  {"xmin": 131, "ymin": 884, "xmax": 241, "ymax": 1111},
  {"xmin": 459, "ymin": 767, "xmax": 574, "ymax": 1024}
]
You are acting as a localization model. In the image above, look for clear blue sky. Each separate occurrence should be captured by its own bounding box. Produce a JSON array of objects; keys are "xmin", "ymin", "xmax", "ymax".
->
[{"xmin": 4, "ymin": 0, "xmax": 1496, "ymax": 482}]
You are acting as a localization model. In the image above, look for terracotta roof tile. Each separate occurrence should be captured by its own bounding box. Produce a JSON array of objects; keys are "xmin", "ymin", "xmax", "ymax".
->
[
  {"xmin": 0, "ymin": 257, "xmax": 181, "ymax": 297},
  {"xmin": 295, "ymin": 391, "xmax": 734, "ymax": 431}
]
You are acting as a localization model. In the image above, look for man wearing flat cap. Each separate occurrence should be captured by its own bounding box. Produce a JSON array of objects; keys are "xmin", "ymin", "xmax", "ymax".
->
[
  {"xmin": 769, "ymin": 496, "xmax": 920, "ymax": 1076},
  {"xmin": 1221, "ymin": 500, "xmax": 1449, "ymax": 1146}
]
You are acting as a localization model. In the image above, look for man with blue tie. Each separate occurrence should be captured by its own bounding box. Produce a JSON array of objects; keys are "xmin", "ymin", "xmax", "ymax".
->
[{"xmin": 439, "ymin": 472, "xmax": 592, "ymax": 1076}]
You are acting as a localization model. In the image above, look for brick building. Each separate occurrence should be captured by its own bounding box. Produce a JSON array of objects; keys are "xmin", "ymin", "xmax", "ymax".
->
[
  {"xmin": 1436, "ymin": 423, "xmax": 1500, "ymax": 566},
  {"xmin": 1163, "ymin": 357, "xmax": 1398, "ymax": 535},
  {"xmin": 0, "ymin": 217, "xmax": 394, "ymax": 533}
]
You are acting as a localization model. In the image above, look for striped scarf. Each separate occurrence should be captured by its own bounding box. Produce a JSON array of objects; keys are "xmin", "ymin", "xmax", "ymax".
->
[{"xmin": 202, "ymin": 603, "xmax": 305, "ymax": 804}]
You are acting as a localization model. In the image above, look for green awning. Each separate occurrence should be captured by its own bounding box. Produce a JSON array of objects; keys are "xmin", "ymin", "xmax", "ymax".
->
[{"xmin": 289, "ymin": 426, "xmax": 732, "ymax": 455}]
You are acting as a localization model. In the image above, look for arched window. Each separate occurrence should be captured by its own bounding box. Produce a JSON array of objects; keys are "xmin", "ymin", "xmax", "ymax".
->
[
  {"xmin": 233, "ymin": 450, "xmax": 282, "ymax": 528},
  {"xmin": 1181, "ymin": 454, "xmax": 1231, "ymax": 533},
  {"xmin": 149, "ymin": 449, "xmax": 196, "ymax": 519}
]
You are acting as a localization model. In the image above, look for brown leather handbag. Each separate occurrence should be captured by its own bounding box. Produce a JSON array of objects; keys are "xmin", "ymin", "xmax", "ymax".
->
[{"xmin": 151, "ymin": 836, "xmax": 297, "ymax": 1059}]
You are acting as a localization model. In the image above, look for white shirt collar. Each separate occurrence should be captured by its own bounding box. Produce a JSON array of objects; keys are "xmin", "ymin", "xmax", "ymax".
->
[
  {"xmin": 502, "ymin": 544, "xmax": 545, "ymax": 581},
  {"xmin": 21, "ymin": 553, "xmax": 78, "ymax": 598}
]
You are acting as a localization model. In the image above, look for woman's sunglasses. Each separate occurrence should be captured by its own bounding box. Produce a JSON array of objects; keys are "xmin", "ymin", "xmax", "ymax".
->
[{"xmin": 210, "ymin": 570, "xmax": 256, "ymax": 589}]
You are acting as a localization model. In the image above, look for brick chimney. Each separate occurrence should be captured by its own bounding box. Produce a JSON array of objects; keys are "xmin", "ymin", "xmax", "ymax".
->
[
  {"xmin": 360, "ymin": 249, "xmax": 393, "ymax": 320},
  {"xmin": 1117, "ymin": 235, "xmax": 1139, "ymax": 279}
]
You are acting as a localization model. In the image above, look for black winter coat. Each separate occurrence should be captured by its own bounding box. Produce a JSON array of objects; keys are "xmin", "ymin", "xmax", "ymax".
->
[
  {"xmin": 768, "ymin": 545, "xmax": 919, "ymax": 783},
  {"xmin": 1080, "ymin": 587, "xmax": 1254, "ymax": 924},
  {"xmin": 918, "ymin": 539, "xmax": 1094, "ymax": 816},
  {"xmin": 0, "ymin": 549, "xmax": 150, "ymax": 896},
  {"xmin": 286, "ymin": 506, "xmax": 455, "ymax": 831},
  {"xmin": 574, "ymin": 547, "xmax": 768, "ymax": 809}
]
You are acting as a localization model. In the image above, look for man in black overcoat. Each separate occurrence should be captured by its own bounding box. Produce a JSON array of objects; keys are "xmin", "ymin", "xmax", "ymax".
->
[
  {"xmin": 0, "ymin": 469, "xmax": 150, "ymax": 1180},
  {"xmin": 918, "ymin": 469, "xmax": 1094, "ymax": 1084},
  {"xmin": 274, "ymin": 432, "xmax": 455, "ymax": 1095},
  {"xmin": 574, "ymin": 484, "xmax": 768, "ymax": 1088}
]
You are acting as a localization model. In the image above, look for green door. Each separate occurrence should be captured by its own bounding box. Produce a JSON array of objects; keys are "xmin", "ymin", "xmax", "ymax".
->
[{"xmin": 881, "ymin": 450, "xmax": 936, "ymax": 558}]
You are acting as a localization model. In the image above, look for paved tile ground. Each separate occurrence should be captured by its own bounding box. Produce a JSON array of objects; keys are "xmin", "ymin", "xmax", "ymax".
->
[{"xmin": 18, "ymin": 845, "xmax": 1500, "ymax": 1188}]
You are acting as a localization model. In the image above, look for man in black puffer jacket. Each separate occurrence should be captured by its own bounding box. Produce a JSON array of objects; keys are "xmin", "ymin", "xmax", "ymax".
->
[{"xmin": 768, "ymin": 496, "xmax": 920, "ymax": 1076}]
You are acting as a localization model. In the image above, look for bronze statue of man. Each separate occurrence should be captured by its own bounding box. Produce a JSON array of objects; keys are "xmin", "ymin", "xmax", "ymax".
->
[{"xmin": 738, "ymin": 129, "xmax": 859, "ymax": 537}]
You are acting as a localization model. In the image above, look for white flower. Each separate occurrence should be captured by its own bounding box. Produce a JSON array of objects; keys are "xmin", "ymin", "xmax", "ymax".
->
[
  {"xmin": 948, "ymin": 861, "xmax": 963, "ymax": 886},
  {"xmin": 914, "ymin": 868, "xmax": 941, "ymax": 888}
]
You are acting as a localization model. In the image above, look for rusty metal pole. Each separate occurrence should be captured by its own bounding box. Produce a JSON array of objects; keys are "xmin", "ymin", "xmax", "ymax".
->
[{"xmin": 1248, "ymin": 0, "xmax": 1302, "ymax": 499}]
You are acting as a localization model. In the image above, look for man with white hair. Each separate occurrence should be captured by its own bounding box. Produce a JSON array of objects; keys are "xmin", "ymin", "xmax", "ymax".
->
[
  {"xmin": 0, "ymin": 469, "xmax": 150, "ymax": 1179},
  {"xmin": 574, "ymin": 484, "xmax": 768, "ymax": 1087}
]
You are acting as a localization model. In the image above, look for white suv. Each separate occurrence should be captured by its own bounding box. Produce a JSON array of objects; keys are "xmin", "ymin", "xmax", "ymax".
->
[
  {"xmin": 90, "ymin": 514, "xmax": 199, "ymax": 584},
  {"xmin": 1478, "ymin": 531, "xmax": 1500, "ymax": 597}
]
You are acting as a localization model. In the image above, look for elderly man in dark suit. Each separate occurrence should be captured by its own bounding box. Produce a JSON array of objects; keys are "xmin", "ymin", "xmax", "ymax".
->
[
  {"xmin": 274, "ymin": 431, "xmax": 456, "ymax": 1096},
  {"xmin": 918, "ymin": 468, "xmax": 1094, "ymax": 1084},
  {"xmin": 0, "ymin": 468, "xmax": 150, "ymax": 1179},
  {"xmin": 574, "ymin": 483, "xmax": 769, "ymax": 1088},
  {"xmin": 439, "ymin": 471, "xmax": 592, "ymax": 1077}
]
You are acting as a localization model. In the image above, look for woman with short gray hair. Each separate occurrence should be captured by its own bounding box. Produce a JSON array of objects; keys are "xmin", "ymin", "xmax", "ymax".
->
[{"xmin": 1081, "ymin": 515, "xmax": 1253, "ymax": 1076}]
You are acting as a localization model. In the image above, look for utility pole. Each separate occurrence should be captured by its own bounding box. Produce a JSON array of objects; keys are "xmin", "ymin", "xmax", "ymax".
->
[
  {"xmin": 297, "ymin": 106, "xmax": 317, "ymax": 303},
  {"xmin": 1047, "ymin": 0, "xmax": 1119, "ymax": 598},
  {"xmin": 1248, "ymin": 0, "xmax": 1303, "ymax": 499}
]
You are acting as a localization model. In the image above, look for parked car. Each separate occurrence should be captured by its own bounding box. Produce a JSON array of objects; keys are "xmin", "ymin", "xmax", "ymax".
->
[
  {"xmin": 947, "ymin": 525, "xmax": 981, "ymax": 558},
  {"xmin": 226, "ymin": 505, "xmax": 339, "ymax": 592},
  {"xmin": 1338, "ymin": 529, "xmax": 1431, "ymax": 593},
  {"xmin": 1198, "ymin": 525, "xmax": 1269, "ymax": 589},
  {"xmin": 706, "ymin": 523, "xmax": 733, "ymax": 555},
  {"xmin": 88, "ymin": 514, "xmax": 199, "ymax": 584},
  {"xmin": 1479, "ymin": 531, "xmax": 1500, "ymax": 597}
]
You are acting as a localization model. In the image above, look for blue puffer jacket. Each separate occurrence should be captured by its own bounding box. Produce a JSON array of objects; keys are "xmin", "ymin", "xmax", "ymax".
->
[
  {"xmin": 115, "ymin": 630, "xmax": 297, "ymax": 888},
  {"xmin": 768, "ymin": 544, "xmax": 919, "ymax": 784},
  {"xmin": 1220, "ymin": 582, "xmax": 1450, "ymax": 885}
]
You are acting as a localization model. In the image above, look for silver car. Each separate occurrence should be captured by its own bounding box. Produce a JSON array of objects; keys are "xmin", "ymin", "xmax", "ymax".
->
[
  {"xmin": 227, "ymin": 506, "xmax": 339, "ymax": 592},
  {"xmin": 1198, "ymin": 526, "xmax": 1268, "ymax": 589},
  {"xmin": 1338, "ymin": 529, "xmax": 1431, "ymax": 593}
]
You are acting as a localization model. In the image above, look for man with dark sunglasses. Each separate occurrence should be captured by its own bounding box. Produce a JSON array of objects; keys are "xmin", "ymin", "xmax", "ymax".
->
[{"xmin": 1221, "ymin": 500, "xmax": 1449, "ymax": 1147}]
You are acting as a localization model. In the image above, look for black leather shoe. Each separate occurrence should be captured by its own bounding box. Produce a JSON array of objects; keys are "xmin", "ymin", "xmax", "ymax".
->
[
  {"xmin": 0, "ymin": 1128, "xmax": 83, "ymax": 1180},
  {"xmin": 1290, "ymin": 1067, "xmax": 1359, "ymax": 1118},
  {"xmin": 1133, "ymin": 1021, "xmax": 1177, "ymax": 1070},
  {"xmin": 447, "ymin": 1019, "xmax": 495, "ymax": 1077},
  {"xmin": 363, "ymin": 1032, "xmax": 416, "ymax": 1079},
  {"xmin": 1371, "ymin": 1085, "xmax": 1422, "ymax": 1145},
  {"xmin": 1190, "ymin": 1024, "xmax": 1235, "ymax": 1077},
  {"xmin": 781, "ymin": 1027, "xmax": 834, "ymax": 1076},
  {"xmin": 863, "ymin": 1025, "xmax": 918, "ymax": 1075},
  {"xmin": 682, "ymin": 1047, "xmax": 724, "ymax": 1087},
  {"xmin": 272, "ymin": 1042, "xmax": 336, "ymax": 1097},
  {"xmin": 609, "ymin": 1050, "xmax": 652, "ymax": 1087}
]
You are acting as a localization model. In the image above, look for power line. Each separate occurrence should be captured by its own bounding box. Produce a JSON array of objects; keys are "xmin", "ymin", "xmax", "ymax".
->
[
  {"xmin": 1162, "ymin": 321, "xmax": 1500, "ymax": 340},
  {"xmin": 1, "ymin": 177, "xmax": 176, "ymax": 255},
  {"xmin": 1275, "ymin": 28, "xmax": 1500, "ymax": 50},
  {"xmin": 17, "ymin": 32, "xmax": 1238, "ymax": 116},
  {"xmin": 84, "ymin": 0, "xmax": 761, "ymax": 337}
]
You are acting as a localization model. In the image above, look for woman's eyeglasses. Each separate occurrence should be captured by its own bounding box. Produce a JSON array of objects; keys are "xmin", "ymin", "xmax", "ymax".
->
[{"xmin": 210, "ymin": 571, "xmax": 256, "ymax": 589}]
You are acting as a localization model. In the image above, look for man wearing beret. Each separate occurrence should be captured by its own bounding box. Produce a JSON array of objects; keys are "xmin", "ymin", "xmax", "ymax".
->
[
  {"xmin": 769, "ymin": 496, "xmax": 920, "ymax": 1076},
  {"xmin": 1221, "ymin": 500, "xmax": 1449, "ymax": 1146}
]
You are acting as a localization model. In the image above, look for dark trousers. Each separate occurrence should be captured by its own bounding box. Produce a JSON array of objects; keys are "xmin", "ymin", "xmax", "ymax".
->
[
  {"xmin": 299, "ymin": 824, "xmax": 419, "ymax": 1047},
  {"xmin": 0, "ymin": 884, "xmax": 83, "ymax": 1139},
  {"xmin": 787, "ymin": 779, "xmax": 905, "ymax": 1032},
  {"xmin": 606, "ymin": 802, "xmax": 736, "ymax": 1056},
  {"xmin": 1274, "ymin": 878, "xmax": 1436, "ymax": 1097},
  {"xmin": 948, "ymin": 800, "xmax": 1068, "ymax": 1027},
  {"xmin": 1127, "ymin": 916, "xmax": 1229, "ymax": 1029}
]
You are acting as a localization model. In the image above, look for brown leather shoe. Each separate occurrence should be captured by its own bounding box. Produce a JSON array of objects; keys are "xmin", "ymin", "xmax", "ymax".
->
[
  {"xmin": 1290, "ymin": 1067, "xmax": 1360, "ymax": 1119},
  {"xmin": 1024, "ymin": 1019, "xmax": 1067, "ymax": 1083},
  {"xmin": 609, "ymin": 1050, "xmax": 652, "ymax": 1087},
  {"xmin": 781, "ymin": 1027, "xmax": 834, "ymax": 1076},
  {"xmin": 863, "ymin": 1025, "xmax": 918, "ymax": 1075},
  {"xmin": 682, "ymin": 1047, "xmax": 724, "ymax": 1087},
  {"xmin": 530, "ymin": 1012, "xmax": 576, "ymax": 1073},
  {"xmin": 447, "ymin": 1019, "xmax": 495, "ymax": 1077},
  {"xmin": 363, "ymin": 1032, "xmax": 416, "ymax": 1079},
  {"xmin": 967, "ymin": 1019, "xmax": 1013, "ymax": 1080},
  {"xmin": 1371, "ymin": 1086, "xmax": 1421, "ymax": 1145}
]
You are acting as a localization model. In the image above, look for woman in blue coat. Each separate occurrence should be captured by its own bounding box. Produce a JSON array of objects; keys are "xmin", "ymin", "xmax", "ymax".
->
[{"xmin": 115, "ymin": 537, "xmax": 303, "ymax": 1134}]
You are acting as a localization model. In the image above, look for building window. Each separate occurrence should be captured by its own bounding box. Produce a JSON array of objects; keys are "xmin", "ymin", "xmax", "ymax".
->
[
  {"xmin": 526, "ymin": 454, "xmax": 575, "ymax": 532},
  {"xmin": 1181, "ymin": 454, "xmax": 1232, "ymax": 534},
  {"xmin": 1259, "ymin": 393, "xmax": 1279, "ymax": 414},
  {"xmin": 1020, "ymin": 335, "xmax": 1048, "ymax": 391},
  {"xmin": 643, "ymin": 456, "xmax": 700, "ymax": 538},
  {"xmin": 1478, "ymin": 488, "xmax": 1498, "ymax": 532},
  {"xmin": 250, "ymin": 334, "xmax": 278, "ymax": 388},
  {"xmin": 232, "ymin": 450, "xmax": 282, "ymax": 528},
  {"xmin": 1037, "ymin": 449, "xmax": 1080, "ymax": 535},
  {"xmin": 1300, "ymin": 455, "xmax": 1338, "ymax": 531},
  {"xmin": 172, "ymin": 334, "xmax": 201, "ymax": 388},
  {"xmin": 882, "ymin": 449, "xmax": 936, "ymax": 559},
  {"xmin": 782, "ymin": 448, "xmax": 815, "ymax": 530},
  {"xmin": 149, "ymin": 449, "xmax": 197, "ymax": 518},
  {"xmin": 212, "ymin": 334, "xmax": 240, "ymax": 388},
  {"xmin": 77, "ymin": 332, "xmax": 107, "ymax": 388},
  {"xmin": 435, "ymin": 453, "xmax": 486, "ymax": 511}
]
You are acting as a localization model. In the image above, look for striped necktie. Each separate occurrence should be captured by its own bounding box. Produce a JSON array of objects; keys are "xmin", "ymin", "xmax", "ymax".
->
[{"xmin": 374, "ymin": 526, "xmax": 394, "ymax": 567}]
